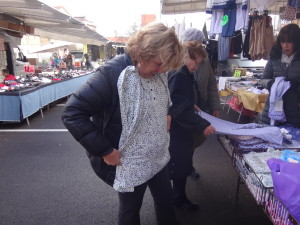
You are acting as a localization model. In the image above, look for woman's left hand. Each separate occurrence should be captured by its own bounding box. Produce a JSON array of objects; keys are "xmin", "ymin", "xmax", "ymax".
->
[
  {"xmin": 203, "ymin": 125, "xmax": 216, "ymax": 136},
  {"xmin": 194, "ymin": 104, "xmax": 201, "ymax": 112},
  {"xmin": 212, "ymin": 110, "xmax": 219, "ymax": 118}
]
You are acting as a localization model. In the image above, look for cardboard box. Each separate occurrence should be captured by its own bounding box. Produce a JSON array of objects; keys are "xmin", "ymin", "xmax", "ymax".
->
[{"xmin": 27, "ymin": 58, "xmax": 39, "ymax": 66}]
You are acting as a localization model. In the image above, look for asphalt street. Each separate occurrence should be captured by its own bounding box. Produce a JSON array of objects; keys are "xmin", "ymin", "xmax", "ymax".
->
[{"xmin": 0, "ymin": 98, "xmax": 273, "ymax": 225}]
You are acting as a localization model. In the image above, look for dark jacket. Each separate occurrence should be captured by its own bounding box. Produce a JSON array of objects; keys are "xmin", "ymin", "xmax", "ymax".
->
[
  {"xmin": 61, "ymin": 54, "xmax": 132, "ymax": 186},
  {"xmin": 168, "ymin": 65, "xmax": 211, "ymax": 179},
  {"xmin": 260, "ymin": 45, "xmax": 300, "ymax": 125},
  {"xmin": 194, "ymin": 57, "xmax": 220, "ymax": 112}
]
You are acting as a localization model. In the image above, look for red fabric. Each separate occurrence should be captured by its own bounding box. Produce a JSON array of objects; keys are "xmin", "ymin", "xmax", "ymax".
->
[
  {"xmin": 4, "ymin": 74, "xmax": 16, "ymax": 81},
  {"xmin": 227, "ymin": 96, "xmax": 258, "ymax": 118}
]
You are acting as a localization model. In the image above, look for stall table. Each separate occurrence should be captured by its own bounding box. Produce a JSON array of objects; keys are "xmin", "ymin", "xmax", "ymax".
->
[
  {"xmin": 0, "ymin": 73, "xmax": 93, "ymax": 123},
  {"xmin": 218, "ymin": 135, "xmax": 300, "ymax": 225},
  {"xmin": 223, "ymin": 87, "xmax": 268, "ymax": 122}
]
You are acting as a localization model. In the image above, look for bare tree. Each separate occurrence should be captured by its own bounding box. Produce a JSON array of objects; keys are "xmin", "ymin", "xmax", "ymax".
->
[
  {"xmin": 114, "ymin": 30, "xmax": 119, "ymax": 38},
  {"xmin": 126, "ymin": 22, "xmax": 139, "ymax": 37}
]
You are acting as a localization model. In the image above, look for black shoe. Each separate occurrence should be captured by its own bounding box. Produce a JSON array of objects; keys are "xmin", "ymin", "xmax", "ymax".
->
[
  {"xmin": 175, "ymin": 200, "xmax": 199, "ymax": 210},
  {"xmin": 190, "ymin": 169, "xmax": 200, "ymax": 180}
]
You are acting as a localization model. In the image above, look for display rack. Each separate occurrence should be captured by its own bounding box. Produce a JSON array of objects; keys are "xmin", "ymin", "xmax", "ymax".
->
[{"xmin": 218, "ymin": 135, "xmax": 300, "ymax": 225}]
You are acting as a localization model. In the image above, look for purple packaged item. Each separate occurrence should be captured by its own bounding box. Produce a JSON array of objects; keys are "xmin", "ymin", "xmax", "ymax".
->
[{"xmin": 267, "ymin": 158, "xmax": 300, "ymax": 223}]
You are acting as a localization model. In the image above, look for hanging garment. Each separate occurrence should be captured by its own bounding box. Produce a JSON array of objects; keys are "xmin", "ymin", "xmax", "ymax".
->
[
  {"xmin": 235, "ymin": 0, "xmax": 250, "ymax": 31},
  {"xmin": 261, "ymin": 15, "xmax": 274, "ymax": 59},
  {"xmin": 283, "ymin": 4, "xmax": 297, "ymax": 20},
  {"xmin": 179, "ymin": 18, "xmax": 186, "ymax": 42},
  {"xmin": 210, "ymin": 10, "xmax": 224, "ymax": 34},
  {"xmin": 268, "ymin": 77, "xmax": 291, "ymax": 125},
  {"xmin": 288, "ymin": 0, "xmax": 300, "ymax": 7},
  {"xmin": 221, "ymin": 9, "xmax": 237, "ymax": 37},
  {"xmin": 242, "ymin": 16, "xmax": 252, "ymax": 59},
  {"xmin": 236, "ymin": 0, "xmax": 249, "ymax": 8},
  {"xmin": 206, "ymin": 0, "xmax": 213, "ymax": 13},
  {"xmin": 249, "ymin": 17, "xmax": 269, "ymax": 60},
  {"xmin": 218, "ymin": 35, "xmax": 231, "ymax": 61},
  {"xmin": 206, "ymin": 0, "xmax": 235, "ymax": 13},
  {"xmin": 249, "ymin": 19, "xmax": 261, "ymax": 60},
  {"xmin": 206, "ymin": 39, "xmax": 219, "ymax": 72},
  {"xmin": 254, "ymin": 20, "xmax": 264, "ymax": 60},
  {"xmin": 173, "ymin": 20, "xmax": 180, "ymax": 39},
  {"xmin": 251, "ymin": 0, "xmax": 277, "ymax": 12},
  {"xmin": 231, "ymin": 30, "xmax": 243, "ymax": 54},
  {"xmin": 203, "ymin": 22, "xmax": 209, "ymax": 43}
]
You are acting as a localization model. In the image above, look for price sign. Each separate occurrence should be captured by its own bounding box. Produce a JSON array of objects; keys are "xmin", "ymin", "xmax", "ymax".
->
[
  {"xmin": 234, "ymin": 69, "xmax": 241, "ymax": 78},
  {"xmin": 23, "ymin": 65, "xmax": 35, "ymax": 73},
  {"xmin": 74, "ymin": 61, "xmax": 81, "ymax": 67}
]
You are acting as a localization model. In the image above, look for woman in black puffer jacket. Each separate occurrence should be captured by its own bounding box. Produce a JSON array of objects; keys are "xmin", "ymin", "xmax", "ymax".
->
[{"xmin": 259, "ymin": 23, "xmax": 300, "ymax": 127}]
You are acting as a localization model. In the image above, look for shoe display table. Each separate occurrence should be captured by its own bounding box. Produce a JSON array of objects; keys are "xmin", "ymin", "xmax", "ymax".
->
[{"xmin": 0, "ymin": 73, "xmax": 93, "ymax": 123}]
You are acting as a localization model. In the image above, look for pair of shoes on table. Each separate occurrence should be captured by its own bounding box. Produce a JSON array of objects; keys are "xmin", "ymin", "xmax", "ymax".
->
[
  {"xmin": 174, "ymin": 200, "xmax": 199, "ymax": 210},
  {"xmin": 190, "ymin": 169, "xmax": 200, "ymax": 180}
]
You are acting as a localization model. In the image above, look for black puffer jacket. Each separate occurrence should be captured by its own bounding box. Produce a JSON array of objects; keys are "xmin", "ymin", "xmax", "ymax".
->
[
  {"xmin": 260, "ymin": 45, "xmax": 300, "ymax": 125},
  {"xmin": 61, "ymin": 54, "xmax": 132, "ymax": 186}
]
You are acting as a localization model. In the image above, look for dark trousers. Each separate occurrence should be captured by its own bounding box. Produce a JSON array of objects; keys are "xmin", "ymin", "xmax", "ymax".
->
[
  {"xmin": 172, "ymin": 178, "xmax": 188, "ymax": 204},
  {"xmin": 118, "ymin": 166, "xmax": 177, "ymax": 225}
]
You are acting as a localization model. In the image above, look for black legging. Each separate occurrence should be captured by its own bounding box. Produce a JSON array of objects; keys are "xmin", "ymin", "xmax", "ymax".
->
[{"xmin": 172, "ymin": 177, "xmax": 188, "ymax": 204}]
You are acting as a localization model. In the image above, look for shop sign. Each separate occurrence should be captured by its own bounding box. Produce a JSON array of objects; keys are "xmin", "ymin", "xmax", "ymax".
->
[{"xmin": 23, "ymin": 65, "xmax": 35, "ymax": 73}]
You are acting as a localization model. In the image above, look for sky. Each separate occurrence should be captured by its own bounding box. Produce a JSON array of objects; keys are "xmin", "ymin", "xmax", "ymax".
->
[{"xmin": 41, "ymin": 0, "xmax": 210, "ymax": 37}]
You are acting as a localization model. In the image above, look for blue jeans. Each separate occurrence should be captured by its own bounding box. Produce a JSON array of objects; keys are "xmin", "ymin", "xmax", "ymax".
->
[{"xmin": 117, "ymin": 166, "xmax": 177, "ymax": 225}]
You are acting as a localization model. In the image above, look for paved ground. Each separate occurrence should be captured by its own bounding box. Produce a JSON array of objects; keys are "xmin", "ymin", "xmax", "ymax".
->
[{"xmin": 0, "ymin": 98, "xmax": 273, "ymax": 225}]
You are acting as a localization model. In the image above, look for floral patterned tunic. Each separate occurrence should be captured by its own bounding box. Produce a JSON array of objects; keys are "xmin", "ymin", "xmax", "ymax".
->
[{"xmin": 114, "ymin": 66, "xmax": 171, "ymax": 192}]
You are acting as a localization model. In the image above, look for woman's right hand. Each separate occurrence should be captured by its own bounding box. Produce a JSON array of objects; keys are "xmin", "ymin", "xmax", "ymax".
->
[
  {"xmin": 103, "ymin": 148, "xmax": 121, "ymax": 166},
  {"xmin": 203, "ymin": 125, "xmax": 216, "ymax": 136}
]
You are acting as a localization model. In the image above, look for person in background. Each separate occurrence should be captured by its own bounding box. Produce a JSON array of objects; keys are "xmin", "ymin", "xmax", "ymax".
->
[
  {"xmin": 259, "ymin": 23, "xmax": 300, "ymax": 127},
  {"xmin": 83, "ymin": 53, "xmax": 92, "ymax": 69},
  {"xmin": 168, "ymin": 41, "xmax": 216, "ymax": 210},
  {"xmin": 62, "ymin": 22, "xmax": 183, "ymax": 225},
  {"xmin": 53, "ymin": 53, "xmax": 61, "ymax": 68},
  {"xmin": 65, "ymin": 54, "xmax": 73, "ymax": 70},
  {"xmin": 49, "ymin": 56, "xmax": 54, "ymax": 68},
  {"xmin": 181, "ymin": 28, "xmax": 221, "ymax": 179},
  {"xmin": 2, "ymin": 69, "xmax": 16, "ymax": 83}
]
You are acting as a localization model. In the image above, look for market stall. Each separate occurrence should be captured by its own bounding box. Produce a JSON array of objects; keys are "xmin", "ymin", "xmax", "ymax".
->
[
  {"xmin": 218, "ymin": 134, "xmax": 300, "ymax": 225},
  {"xmin": 0, "ymin": 72, "xmax": 93, "ymax": 123},
  {"xmin": 197, "ymin": 111, "xmax": 300, "ymax": 225},
  {"xmin": 219, "ymin": 76, "xmax": 269, "ymax": 121}
]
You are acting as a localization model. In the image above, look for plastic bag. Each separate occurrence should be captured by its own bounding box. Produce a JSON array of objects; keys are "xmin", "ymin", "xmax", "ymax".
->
[
  {"xmin": 267, "ymin": 158, "xmax": 300, "ymax": 222},
  {"xmin": 281, "ymin": 150, "xmax": 300, "ymax": 163}
]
